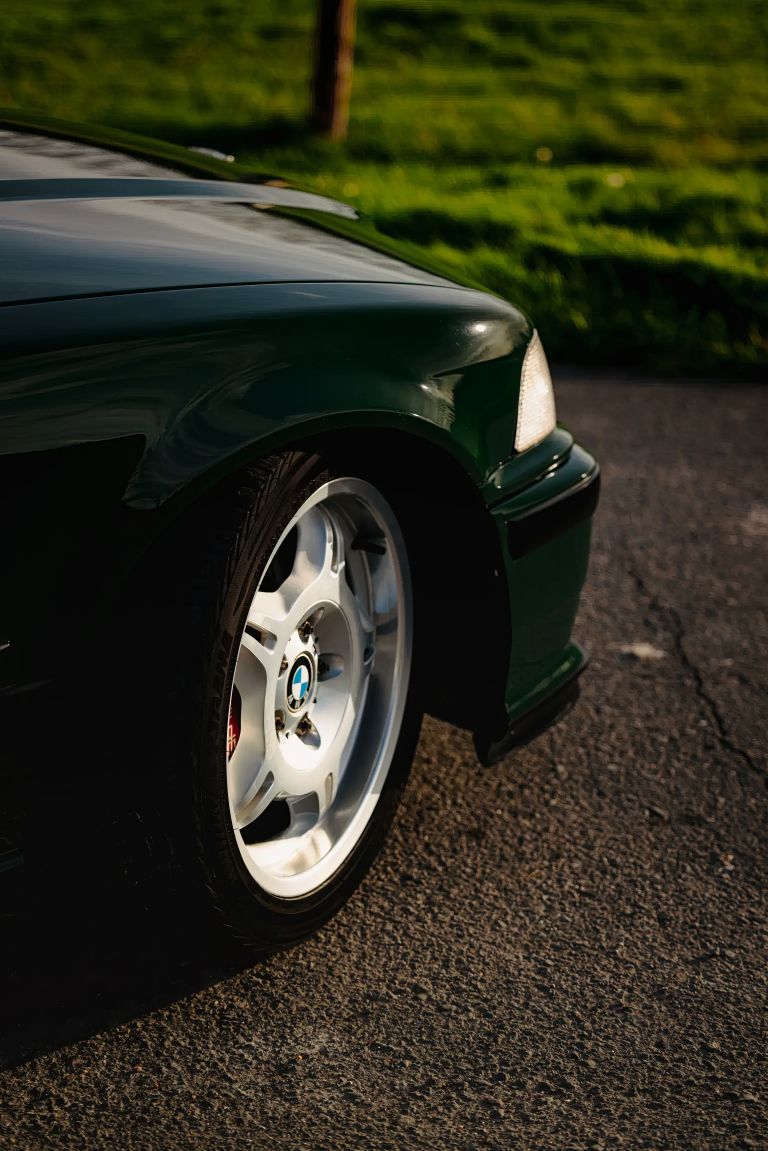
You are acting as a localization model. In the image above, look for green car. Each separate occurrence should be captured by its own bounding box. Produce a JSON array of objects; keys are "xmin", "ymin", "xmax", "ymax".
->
[{"xmin": 0, "ymin": 115, "xmax": 599, "ymax": 949}]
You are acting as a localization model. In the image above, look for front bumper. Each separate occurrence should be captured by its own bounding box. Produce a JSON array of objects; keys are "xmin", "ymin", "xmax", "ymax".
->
[
  {"xmin": 480, "ymin": 645, "xmax": 587, "ymax": 764},
  {"xmin": 477, "ymin": 434, "xmax": 599, "ymax": 764},
  {"xmin": 506, "ymin": 464, "xmax": 600, "ymax": 561}
]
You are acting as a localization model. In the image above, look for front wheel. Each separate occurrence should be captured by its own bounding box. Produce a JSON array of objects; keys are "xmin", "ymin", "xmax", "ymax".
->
[{"xmin": 190, "ymin": 454, "xmax": 421, "ymax": 950}]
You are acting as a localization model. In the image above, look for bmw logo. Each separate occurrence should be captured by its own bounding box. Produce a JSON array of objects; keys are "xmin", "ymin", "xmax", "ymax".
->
[{"xmin": 287, "ymin": 654, "xmax": 314, "ymax": 712}]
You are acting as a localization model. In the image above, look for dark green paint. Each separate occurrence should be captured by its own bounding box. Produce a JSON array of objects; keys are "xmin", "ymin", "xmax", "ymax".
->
[
  {"xmin": 490, "ymin": 444, "xmax": 597, "ymax": 721},
  {"xmin": 0, "ymin": 116, "xmax": 597, "ymax": 750},
  {"xmin": 0, "ymin": 283, "xmax": 530, "ymax": 498}
]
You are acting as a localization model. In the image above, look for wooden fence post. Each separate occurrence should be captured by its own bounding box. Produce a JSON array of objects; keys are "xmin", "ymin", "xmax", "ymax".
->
[{"xmin": 311, "ymin": 0, "xmax": 357, "ymax": 141}]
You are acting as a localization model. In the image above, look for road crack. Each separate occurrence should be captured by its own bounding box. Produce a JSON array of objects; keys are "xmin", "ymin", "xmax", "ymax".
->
[{"xmin": 627, "ymin": 557, "xmax": 764, "ymax": 780}]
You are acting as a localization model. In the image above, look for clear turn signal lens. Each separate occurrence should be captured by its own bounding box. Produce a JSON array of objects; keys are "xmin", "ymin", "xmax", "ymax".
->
[{"xmin": 515, "ymin": 330, "xmax": 556, "ymax": 452}]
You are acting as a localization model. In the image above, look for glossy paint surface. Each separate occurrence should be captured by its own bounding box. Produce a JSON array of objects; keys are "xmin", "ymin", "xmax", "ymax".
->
[
  {"xmin": 0, "ymin": 117, "xmax": 596, "ymax": 751},
  {"xmin": 491, "ymin": 445, "xmax": 597, "ymax": 723},
  {"xmin": 0, "ymin": 282, "xmax": 530, "ymax": 502},
  {"xmin": 0, "ymin": 128, "xmax": 457, "ymax": 305}
]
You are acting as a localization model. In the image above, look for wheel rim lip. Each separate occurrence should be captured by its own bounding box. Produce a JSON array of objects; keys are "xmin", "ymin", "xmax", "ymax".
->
[{"xmin": 226, "ymin": 477, "xmax": 412, "ymax": 900}]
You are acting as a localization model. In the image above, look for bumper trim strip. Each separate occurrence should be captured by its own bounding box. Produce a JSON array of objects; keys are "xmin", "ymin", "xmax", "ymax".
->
[{"xmin": 507, "ymin": 465, "xmax": 600, "ymax": 560}]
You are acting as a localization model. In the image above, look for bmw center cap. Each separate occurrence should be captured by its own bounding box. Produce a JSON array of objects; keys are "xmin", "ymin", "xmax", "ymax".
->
[{"xmin": 287, "ymin": 654, "xmax": 314, "ymax": 711}]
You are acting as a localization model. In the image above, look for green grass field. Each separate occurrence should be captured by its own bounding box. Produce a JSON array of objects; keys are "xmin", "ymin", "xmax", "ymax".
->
[{"xmin": 2, "ymin": 0, "xmax": 767, "ymax": 373}]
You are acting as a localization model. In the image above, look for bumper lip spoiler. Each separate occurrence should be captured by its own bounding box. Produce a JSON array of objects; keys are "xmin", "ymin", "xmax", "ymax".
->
[
  {"xmin": 475, "ymin": 648, "xmax": 588, "ymax": 766},
  {"xmin": 507, "ymin": 464, "xmax": 600, "ymax": 560}
]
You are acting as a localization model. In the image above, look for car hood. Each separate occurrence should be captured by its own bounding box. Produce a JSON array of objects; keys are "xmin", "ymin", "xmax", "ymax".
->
[{"xmin": 0, "ymin": 124, "xmax": 462, "ymax": 305}]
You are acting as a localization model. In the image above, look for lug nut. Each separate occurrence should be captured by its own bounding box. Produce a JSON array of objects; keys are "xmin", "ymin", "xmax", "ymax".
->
[
  {"xmin": 298, "ymin": 620, "xmax": 313, "ymax": 642},
  {"xmin": 280, "ymin": 656, "xmax": 288, "ymax": 673},
  {"xmin": 275, "ymin": 710, "xmax": 285, "ymax": 732}
]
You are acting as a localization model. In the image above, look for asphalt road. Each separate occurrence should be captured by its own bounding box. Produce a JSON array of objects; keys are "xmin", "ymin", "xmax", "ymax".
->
[{"xmin": 2, "ymin": 376, "xmax": 767, "ymax": 1150}]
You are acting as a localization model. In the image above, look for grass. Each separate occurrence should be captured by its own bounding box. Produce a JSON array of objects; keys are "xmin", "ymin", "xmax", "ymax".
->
[{"xmin": 2, "ymin": 0, "xmax": 767, "ymax": 373}]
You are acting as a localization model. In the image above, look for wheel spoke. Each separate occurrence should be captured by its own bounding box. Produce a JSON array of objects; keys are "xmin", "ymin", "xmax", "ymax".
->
[
  {"xmin": 236, "ymin": 629, "xmax": 282, "ymax": 727},
  {"xmin": 311, "ymin": 692, "xmax": 361, "ymax": 797},
  {"xmin": 245, "ymin": 592, "xmax": 292, "ymax": 659},
  {"xmin": 232, "ymin": 770, "xmax": 280, "ymax": 830},
  {"xmin": 285, "ymin": 506, "xmax": 338, "ymax": 605},
  {"xmin": 338, "ymin": 572, "xmax": 375, "ymax": 681},
  {"xmin": 284, "ymin": 791, "xmax": 322, "ymax": 837},
  {"xmin": 248, "ymin": 508, "xmax": 346, "ymax": 642},
  {"xmin": 228, "ymin": 674, "xmax": 286, "ymax": 830},
  {"xmin": 300, "ymin": 506, "xmax": 345, "ymax": 599},
  {"xmin": 229, "ymin": 630, "xmax": 286, "ymax": 823},
  {"xmin": 297, "ymin": 504, "xmax": 340, "ymax": 576},
  {"xmin": 227, "ymin": 724, "xmax": 274, "ymax": 821}
]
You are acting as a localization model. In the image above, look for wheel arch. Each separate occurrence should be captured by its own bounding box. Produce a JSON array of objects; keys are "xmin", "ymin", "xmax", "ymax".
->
[
  {"xmin": 310, "ymin": 426, "xmax": 511, "ymax": 736},
  {"xmin": 125, "ymin": 421, "xmax": 511, "ymax": 740}
]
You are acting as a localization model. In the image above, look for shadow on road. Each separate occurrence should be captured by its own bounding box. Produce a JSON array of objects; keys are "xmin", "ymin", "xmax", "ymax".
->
[{"xmin": 0, "ymin": 858, "xmax": 254, "ymax": 1068}]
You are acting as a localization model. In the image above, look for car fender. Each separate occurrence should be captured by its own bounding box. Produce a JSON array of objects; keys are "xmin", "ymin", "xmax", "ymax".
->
[
  {"xmin": 0, "ymin": 280, "xmax": 530, "ymax": 689},
  {"xmin": 0, "ymin": 281, "xmax": 531, "ymax": 506}
]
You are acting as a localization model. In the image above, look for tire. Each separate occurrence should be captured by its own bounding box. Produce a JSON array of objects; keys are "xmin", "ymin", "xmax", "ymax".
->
[{"xmin": 183, "ymin": 451, "xmax": 421, "ymax": 951}]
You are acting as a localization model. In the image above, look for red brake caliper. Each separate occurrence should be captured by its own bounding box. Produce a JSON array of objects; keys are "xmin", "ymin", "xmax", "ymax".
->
[{"xmin": 227, "ymin": 687, "xmax": 241, "ymax": 758}]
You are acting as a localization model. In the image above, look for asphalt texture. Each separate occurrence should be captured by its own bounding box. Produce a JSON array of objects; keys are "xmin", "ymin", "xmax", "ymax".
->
[{"xmin": 2, "ymin": 376, "xmax": 767, "ymax": 1150}]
